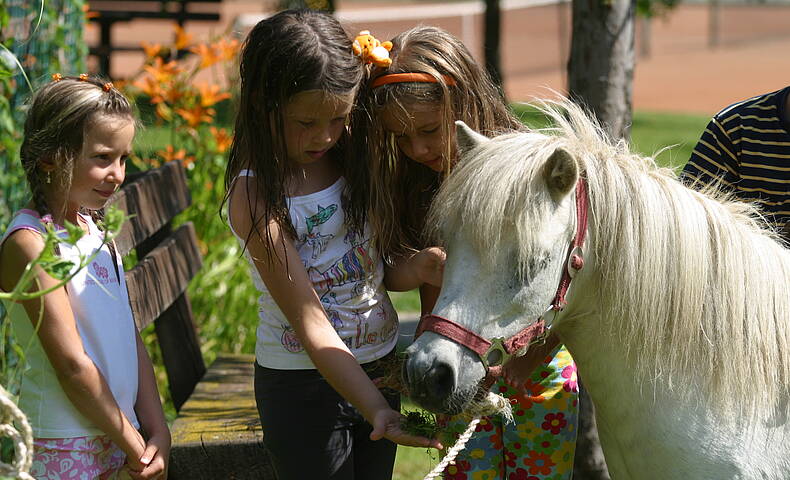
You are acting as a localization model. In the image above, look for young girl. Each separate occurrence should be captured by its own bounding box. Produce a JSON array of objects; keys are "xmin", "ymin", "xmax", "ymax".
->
[
  {"xmin": 0, "ymin": 75, "xmax": 170, "ymax": 479},
  {"xmin": 357, "ymin": 26, "xmax": 580, "ymax": 479},
  {"xmin": 222, "ymin": 10, "xmax": 440, "ymax": 480}
]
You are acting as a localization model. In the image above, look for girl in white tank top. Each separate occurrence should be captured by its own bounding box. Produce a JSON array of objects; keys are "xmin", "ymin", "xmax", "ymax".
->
[
  {"xmin": 221, "ymin": 11, "xmax": 441, "ymax": 480},
  {"xmin": 0, "ymin": 75, "xmax": 169, "ymax": 479}
]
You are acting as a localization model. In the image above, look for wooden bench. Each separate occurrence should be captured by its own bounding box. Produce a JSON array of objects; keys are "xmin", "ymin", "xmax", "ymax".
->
[
  {"xmin": 109, "ymin": 161, "xmax": 276, "ymax": 479},
  {"xmin": 88, "ymin": 0, "xmax": 222, "ymax": 75}
]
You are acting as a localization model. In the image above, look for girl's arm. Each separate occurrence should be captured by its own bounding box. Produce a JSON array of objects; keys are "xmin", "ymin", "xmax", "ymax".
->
[
  {"xmin": 0, "ymin": 230, "xmax": 149, "ymax": 472},
  {"xmin": 383, "ymin": 247, "xmax": 445, "ymax": 292},
  {"xmin": 130, "ymin": 330, "xmax": 170, "ymax": 479},
  {"xmin": 229, "ymin": 184, "xmax": 441, "ymax": 449}
]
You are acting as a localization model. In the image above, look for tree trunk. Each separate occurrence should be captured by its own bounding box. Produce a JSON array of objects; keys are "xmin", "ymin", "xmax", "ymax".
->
[
  {"xmin": 484, "ymin": 0, "xmax": 504, "ymax": 96},
  {"xmin": 568, "ymin": 1, "xmax": 636, "ymax": 478},
  {"xmin": 567, "ymin": 0, "xmax": 636, "ymax": 141},
  {"xmin": 574, "ymin": 378, "xmax": 612, "ymax": 479}
]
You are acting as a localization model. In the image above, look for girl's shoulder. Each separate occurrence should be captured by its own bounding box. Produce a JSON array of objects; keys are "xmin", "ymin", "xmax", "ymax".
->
[
  {"xmin": 227, "ymin": 171, "xmax": 266, "ymax": 238},
  {"xmin": 0, "ymin": 213, "xmax": 49, "ymax": 293}
]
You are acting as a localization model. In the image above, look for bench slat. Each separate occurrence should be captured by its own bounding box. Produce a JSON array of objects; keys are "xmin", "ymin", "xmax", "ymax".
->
[
  {"xmin": 126, "ymin": 222, "xmax": 202, "ymax": 330},
  {"xmin": 111, "ymin": 161, "xmax": 191, "ymax": 257},
  {"xmin": 169, "ymin": 354, "xmax": 276, "ymax": 480}
]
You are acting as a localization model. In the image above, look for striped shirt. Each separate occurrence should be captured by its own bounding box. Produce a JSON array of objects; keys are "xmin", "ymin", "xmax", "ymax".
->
[{"xmin": 682, "ymin": 86, "xmax": 790, "ymax": 237}]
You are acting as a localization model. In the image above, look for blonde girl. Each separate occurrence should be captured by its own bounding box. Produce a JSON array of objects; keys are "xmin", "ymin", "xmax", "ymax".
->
[
  {"xmin": 0, "ymin": 75, "xmax": 169, "ymax": 479},
  {"xmin": 222, "ymin": 10, "xmax": 440, "ymax": 480},
  {"xmin": 358, "ymin": 26, "xmax": 579, "ymax": 479}
]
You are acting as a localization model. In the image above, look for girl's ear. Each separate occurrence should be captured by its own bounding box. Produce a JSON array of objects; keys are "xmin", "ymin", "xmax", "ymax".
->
[{"xmin": 454, "ymin": 121, "xmax": 489, "ymax": 159}]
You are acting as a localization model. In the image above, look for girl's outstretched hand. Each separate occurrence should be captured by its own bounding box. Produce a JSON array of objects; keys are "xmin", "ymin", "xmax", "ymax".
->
[{"xmin": 369, "ymin": 408, "xmax": 443, "ymax": 450}]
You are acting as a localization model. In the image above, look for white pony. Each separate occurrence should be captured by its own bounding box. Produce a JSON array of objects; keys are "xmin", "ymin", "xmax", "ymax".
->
[{"xmin": 403, "ymin": 99, "xmax": 790, "ymax": 479}]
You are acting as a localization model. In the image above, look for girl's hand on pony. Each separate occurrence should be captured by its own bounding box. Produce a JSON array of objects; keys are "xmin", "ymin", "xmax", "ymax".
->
[
  {"xmin": 412, "ymin": 246, "xmax": 446, "ymax": 288},
  {"xmin": 369, "ymin": 407, "xmax": 444, "ymax": 450}
]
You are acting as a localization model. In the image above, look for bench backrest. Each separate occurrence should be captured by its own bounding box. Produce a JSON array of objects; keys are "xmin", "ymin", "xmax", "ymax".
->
[{"xmin": 109, "ymin": 161, "xmax": 205, "ymax": 411}]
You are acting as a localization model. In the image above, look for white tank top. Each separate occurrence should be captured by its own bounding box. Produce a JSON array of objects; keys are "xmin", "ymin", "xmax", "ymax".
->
[
  {"xmin": 1, "ymin": 210, "xmax": 139, "ymax": 438},
  {"xmin": 229, "ymin": 170, "xmax": 398, "ymax": 369}
]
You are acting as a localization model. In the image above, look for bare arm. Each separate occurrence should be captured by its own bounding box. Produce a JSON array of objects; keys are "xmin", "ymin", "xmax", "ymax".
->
[
  {"xmin": 383, "ymin": 247, "xmax": 445, "ymax": 293},
  {"xmin": 129, "ymin": 330, "xmax": 170, "ymax": 479},
  {"xmin": 0, "ymin": 230, "xmax": 148, "ymax": 471},
  {"xmin": 229, "ymin": 183, "xmax": 441, "ymax": 449}
]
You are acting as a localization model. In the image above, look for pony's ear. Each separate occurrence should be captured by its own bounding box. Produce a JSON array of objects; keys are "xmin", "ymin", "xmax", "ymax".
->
[
  {"xmin": 455, "ymin": 121, "xmax": 489, "ymax": 156},
  {"xmin": 543, "ymin": 147, "xmax": 578, "ymax": 202}
]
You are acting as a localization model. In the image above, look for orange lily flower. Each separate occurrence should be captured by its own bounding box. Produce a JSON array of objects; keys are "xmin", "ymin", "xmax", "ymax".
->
[
  {"xmin": 141, "ymin": 41, "xmax": 163, "ymax": 59},
  {"xmin": 133, "ymin": 76, "xmax": 165, "ymax": 103},
  {"xmin": 174, "ymin": 24, "xmax": 194, "ymax": 50},
  {"xmin": 210, "ymin": 127, "xmax": 233, "ymax": 153},
  {"xmin": 215, "ymin": 37, "xmax": 240, "ymax": 62},
  {"xmin": 157, "ymin": 145, "xmax": 187, "ymax": 163},
  {"xmin": 196, "ymin": 83, "xmax": 231, "ymax": 107},
  {"xmin": 143, "ymin": 57, "xmax": 182, "ymax": 84},
  {"xmin": 189, "ymin": 43, "xmax": 222, "ymax": 69},
  {"xmin": 176, "ymin": 104, "xmax": 215, "ymax": 128}
]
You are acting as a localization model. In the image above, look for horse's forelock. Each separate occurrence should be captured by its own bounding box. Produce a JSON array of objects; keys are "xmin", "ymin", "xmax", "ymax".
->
[{"xmin": 427, "ymin": 130, "xmax": 561, "ymax": 277}]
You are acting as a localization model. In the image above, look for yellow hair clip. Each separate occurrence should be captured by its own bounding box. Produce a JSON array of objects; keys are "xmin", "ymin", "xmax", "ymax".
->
[
  {"xmin": 51, "ymin": 73, "xmax": 63, "ymax": 82},
  {"xmin": 352, "ymin": 30, "xmax": 393, "ymax": 68},
  {"xmin": 103, "ymin": 82, "xmax": 114, "ymax": 92},
  {"xmin": 79, "ymin": 73, "xmax": 89, "ymax": 82}
]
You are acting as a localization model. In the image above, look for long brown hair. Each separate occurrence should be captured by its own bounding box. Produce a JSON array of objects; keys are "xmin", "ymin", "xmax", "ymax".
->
[
  {"xmin": 222, "ymin": 9, "xmax": 366, "ymax": 259},
  {"xmin": 355, "ymin": 26, "xmax": 524, "ymax": 260}
]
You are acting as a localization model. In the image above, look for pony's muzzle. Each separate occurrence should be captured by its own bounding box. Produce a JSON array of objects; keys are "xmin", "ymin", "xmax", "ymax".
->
[{"xmin": 403, "ymin": 350, "xmax": 457, "ymax": 413}]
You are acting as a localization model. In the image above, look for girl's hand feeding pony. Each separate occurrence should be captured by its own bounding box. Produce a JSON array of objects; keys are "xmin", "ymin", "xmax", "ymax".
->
[{"xmin": 0, "ymin": 75, "xmax": 170, "ymax": 480}]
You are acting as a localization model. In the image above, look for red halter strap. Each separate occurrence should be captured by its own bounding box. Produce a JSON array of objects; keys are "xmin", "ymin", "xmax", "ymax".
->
[{"xmin": 414, "ymin": 178, "xmax": 590, "ymax": 389}]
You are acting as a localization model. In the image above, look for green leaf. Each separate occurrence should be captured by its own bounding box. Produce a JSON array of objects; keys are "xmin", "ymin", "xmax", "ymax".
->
[
  {"xmin": 64, "ymin": 219, "xmax": 85, "ymax": 244},
  {"xmin": 39, "ymin": 258, "xmax": 76, "ymax": 281}
]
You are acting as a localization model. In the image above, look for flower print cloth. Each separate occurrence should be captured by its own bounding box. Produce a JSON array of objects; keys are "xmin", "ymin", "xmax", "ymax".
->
[
  {"xmin": 440, "ymin": 345, "xmax": 578, "ymax": 480},
  {"xmin": 30, "ymin": 435, "xmax": 127, "ymax": 480}
]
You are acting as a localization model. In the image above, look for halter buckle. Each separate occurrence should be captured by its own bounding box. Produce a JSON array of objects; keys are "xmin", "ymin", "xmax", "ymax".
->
[{"xmin": 481, "ymin": 337, "xmax": 511, "ymax": 368}]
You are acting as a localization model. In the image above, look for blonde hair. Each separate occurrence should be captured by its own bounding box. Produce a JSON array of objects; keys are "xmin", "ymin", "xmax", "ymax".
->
[
  {"xmin": 20, "ymin": 75, "xmax": 134, "ymax": 222},
  {"xmin": 356, "ymin": 26, "xmax": 523, "ymax": 260}
]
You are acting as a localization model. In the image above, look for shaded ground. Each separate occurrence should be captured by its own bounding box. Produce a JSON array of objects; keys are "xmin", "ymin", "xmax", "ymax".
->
[{"xmin": 86, "ymin": 2, "xmax": 790, "ymax": 115}]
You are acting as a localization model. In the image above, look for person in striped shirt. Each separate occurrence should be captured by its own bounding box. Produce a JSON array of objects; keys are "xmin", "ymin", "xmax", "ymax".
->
[{"xmin": 682, "ymin": 86, "xmax": 790, "ymax": 240}]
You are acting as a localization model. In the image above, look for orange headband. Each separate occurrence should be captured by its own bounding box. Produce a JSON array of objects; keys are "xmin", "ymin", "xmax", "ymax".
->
[{"xmin": 371, "ymin": 73, "xmax": 456, "ymax": 89}]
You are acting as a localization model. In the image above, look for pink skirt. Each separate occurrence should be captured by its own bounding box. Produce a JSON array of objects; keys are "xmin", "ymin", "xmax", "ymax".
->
[{"xmin": 30, "ymin": 435, "xmax": 127, "ymax": 480}]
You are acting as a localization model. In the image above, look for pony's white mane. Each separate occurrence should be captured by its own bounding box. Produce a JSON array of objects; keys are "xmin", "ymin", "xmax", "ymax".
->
[{"xmin": 429, "ymin": 98, "xmax": 790, "ymax": 413}]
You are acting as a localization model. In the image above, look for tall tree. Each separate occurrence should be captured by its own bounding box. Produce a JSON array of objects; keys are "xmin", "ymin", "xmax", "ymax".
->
[
  {"xmin": 484, "ymin": 0, "xmax": 503, "ymax": 95},
  {"xmin": 568, "ymin": 0, "xmax": 636, "ymax": 141},
  {"xmin": 567, "ymin": 1, "xmax": 636, "ymax": 478}
]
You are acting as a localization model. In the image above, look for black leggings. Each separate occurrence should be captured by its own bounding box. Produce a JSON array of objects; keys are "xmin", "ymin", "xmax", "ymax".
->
[{"xmin": 254, "ymin": 355, "xmax": 400, "ymax": 480}]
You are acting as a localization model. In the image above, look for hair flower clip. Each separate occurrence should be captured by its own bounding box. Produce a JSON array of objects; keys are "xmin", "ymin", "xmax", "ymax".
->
[
  {"xmin": 51, "ymin": 73, "xmax": 63, "ymax": 82},
  {"xmin": 352, "ymin": 30, "xmax": 392, "ymax": 68},
  {"xmin": 103, "ymin": 82, "xmax": 114, "ymax": 92},
  {"xmin": 79, "ymin": 73, "xmax": 89, "ymax": 82}
]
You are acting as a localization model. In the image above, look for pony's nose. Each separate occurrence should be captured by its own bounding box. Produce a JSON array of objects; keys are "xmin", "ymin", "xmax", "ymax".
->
[
  {"xmin": 404, "ymin": 353, "xmax": 456, "ymax": 409},
  {"xmin": 426, "ymin": 361, "xmax": 455, "ymax": 400}
]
